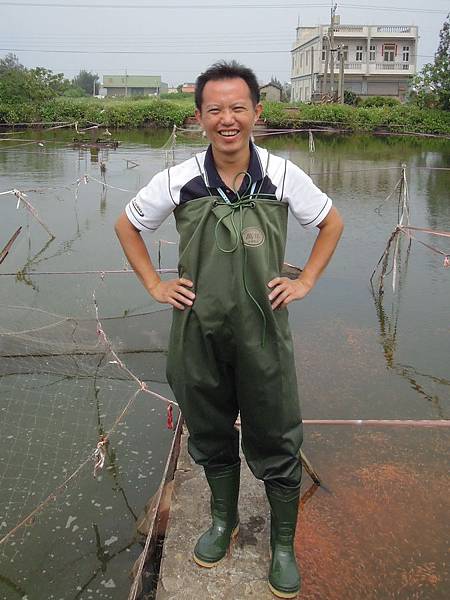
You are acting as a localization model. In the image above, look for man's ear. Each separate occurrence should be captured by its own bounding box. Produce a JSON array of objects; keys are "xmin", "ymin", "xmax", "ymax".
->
[
  {"xmin": 254, "ymin": 103, "xmax": 263, "ymax": 122},
  {"xmin": 195, "ymin": 108, "xmax": 202, "ymax": 125}
]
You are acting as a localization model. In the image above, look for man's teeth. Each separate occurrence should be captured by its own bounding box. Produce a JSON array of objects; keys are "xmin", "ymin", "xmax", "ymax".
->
[{"xmin": 219, "ymin": 130, "xmax": 239, "ymax": 137}]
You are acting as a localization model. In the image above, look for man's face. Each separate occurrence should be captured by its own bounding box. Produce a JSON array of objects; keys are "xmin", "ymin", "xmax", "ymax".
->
[{"xmin": 195, "ymin": 78, "xmax": 262, "ymax": 158}]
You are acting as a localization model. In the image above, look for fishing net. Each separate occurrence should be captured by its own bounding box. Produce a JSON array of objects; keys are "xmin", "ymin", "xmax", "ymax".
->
[{"xmin": 0, "ymin": 301, "xmax": 177, "ymax": 599}]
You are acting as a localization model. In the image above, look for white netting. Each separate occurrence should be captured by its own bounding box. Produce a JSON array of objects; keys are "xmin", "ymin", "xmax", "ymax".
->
[{"xmin": 0, "ymin": 302, "xmax": 177, "ymax": 598}]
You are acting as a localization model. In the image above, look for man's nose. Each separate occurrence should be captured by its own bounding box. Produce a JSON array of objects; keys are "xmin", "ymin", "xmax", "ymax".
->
[{"xmin": 220, "ymin": 109, "xmax": 235, "ymax": 125}]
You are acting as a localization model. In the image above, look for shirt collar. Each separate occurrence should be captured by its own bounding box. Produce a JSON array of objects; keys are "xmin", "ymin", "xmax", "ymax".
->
[{"xmin": 204, "ymin": 141, "xmax": 264, "ymax": 190}]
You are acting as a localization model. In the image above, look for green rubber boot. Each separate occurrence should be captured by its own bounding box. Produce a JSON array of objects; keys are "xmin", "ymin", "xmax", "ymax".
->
[
  {"xmin": 265, "ymin": 484, "xmax": 301, "ymax": 599},
  {"xmin": 193, "ymin": 462, "xmax": 240, "ymax": 568}
]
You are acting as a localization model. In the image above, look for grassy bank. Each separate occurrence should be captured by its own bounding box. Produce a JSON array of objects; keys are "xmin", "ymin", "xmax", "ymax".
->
[
  {"xmin": 0, "ymin": 97, "xmax": 194, "ymax": 128},
  {"xmin": 262, "ymin": 102, "xmax": 450, "ymax": 136},
  {"xmin": 1, "ymin": 97, "xmax": 449, "ymax": 136}
]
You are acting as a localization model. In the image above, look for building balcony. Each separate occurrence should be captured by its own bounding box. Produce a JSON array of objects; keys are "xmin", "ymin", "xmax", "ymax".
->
[
  {"xmin": 344, "ymin": 62, "xmax": 364, "ymax": 71},
  {"xmin": 333, "ymin": 25, "xmax": 367, "ymax": 37},
  {"xmin": 371, "ymin": 62, "xmax": 415, "ymax": 74},
  {"xmin": 312, "ymin": 61, "xmax": 415, "ymax": 77},
  {"xmin": 369, "ymin": 25, "xmax": 417, "ymax": 38},
  {"xmin": 319, "ymin": 24, "xmax": 417, "ymax": 40}
]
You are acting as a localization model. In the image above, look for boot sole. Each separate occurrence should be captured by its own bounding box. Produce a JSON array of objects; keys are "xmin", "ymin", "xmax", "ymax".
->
[
  {"xmin": 193, "ymin": 524, "xmax": 239, "ymax": 568},
  {"xmin": 268, "ymin": 581, "xmax": 299, "ymax": 599}
]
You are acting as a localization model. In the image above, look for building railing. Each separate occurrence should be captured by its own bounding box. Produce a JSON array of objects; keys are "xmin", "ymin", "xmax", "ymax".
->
[
  {"xmin": 376, "ymin": 26, "xmax": 411, "ymax": 33},
  {"xmin": 344, "ymin": 62, "xmax": 363, "ymax": 70},
  {"xmin": 376, "ymin": 62, "xmax": 410, "ymax": 70},
  {"xmin": 334, "ymin": 25, "xmax": 364, "ymax": 32}
]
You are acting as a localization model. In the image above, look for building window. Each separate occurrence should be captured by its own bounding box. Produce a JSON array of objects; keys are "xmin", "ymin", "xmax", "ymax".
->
[
  {"xmin": 369, "ymin": 45, "xmax": 376, "ymax": 61},
  {"xmin": 383, "ymin": 43, "xmax": 396, "ymax": 62},
  {"xmin": 356, "ymin": 45, "xmax": 363, "ymax": 61},
  {"xmin": 321, "ymin": 38, "xmax": 327, "ymax": 61},
  {"xmin": 300, "ymin": 53, "xmax": 303, "ymax": 68},
  {"xmin": 340, "ymin": 45, "xmax": 348, "ymax": 61},
  {"xmin": 299, "ymin": 88, "xmax": 303, "ymax": 101},
  {"xmin": 305, "ymin": 86, "xmax": 309, "ymax": 100},
  {"xmin": 402, "ymin": 46, "xmax": 410, "ymax": 61},
  {"xmin": 305, "ymin": 51, "xmax": 309, "ymax": 67}
]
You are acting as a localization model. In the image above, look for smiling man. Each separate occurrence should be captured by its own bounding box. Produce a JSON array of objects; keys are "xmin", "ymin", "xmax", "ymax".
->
[{"xmin": 115, "ymin": 61, "xmax": 343, "ymax": 598}]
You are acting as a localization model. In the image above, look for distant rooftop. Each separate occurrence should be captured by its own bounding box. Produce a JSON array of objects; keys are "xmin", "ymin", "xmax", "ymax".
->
[{"xmin": 103, "ymin": 75, "xmax": 162, "ymax": 88}]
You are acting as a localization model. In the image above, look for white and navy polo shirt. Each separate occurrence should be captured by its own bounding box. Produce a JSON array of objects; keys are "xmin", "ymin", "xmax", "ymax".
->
[{"xmin": 125, "ymin": 143, "xmax": 332, "ymax": 232}]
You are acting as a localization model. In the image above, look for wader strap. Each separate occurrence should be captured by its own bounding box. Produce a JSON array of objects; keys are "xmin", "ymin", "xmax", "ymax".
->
[
  {"xmin": 217, "ymin": 181, "xmax": 257, "ymax": 206},
  {"xmin": 213, "ymin": 175, "xmax": 279, "ymax": 347}
]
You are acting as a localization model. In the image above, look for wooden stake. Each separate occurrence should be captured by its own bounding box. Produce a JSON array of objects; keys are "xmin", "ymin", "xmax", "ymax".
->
[
  {"xmin": 0, "ymin": 227, "xmax": 21, "ymax": 265},
  {"xmin": 300, "ymin": 449, "xmax": 321, "ymax": 486}
]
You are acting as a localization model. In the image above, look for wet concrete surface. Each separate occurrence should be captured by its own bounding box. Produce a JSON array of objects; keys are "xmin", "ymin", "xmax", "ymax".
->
[{"xmin": 156, "ymin": 426, "xmax": 449, "ymax": 600}]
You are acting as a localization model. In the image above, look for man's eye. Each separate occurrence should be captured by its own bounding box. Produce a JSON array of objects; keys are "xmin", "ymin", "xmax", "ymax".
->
[
  {"xmin": 208, "ymin": 109, "xmax": 220, "ymax": 114},
  {"xmin": 234, "ymin": 106, "xmax": 246, "ymax": 112}
]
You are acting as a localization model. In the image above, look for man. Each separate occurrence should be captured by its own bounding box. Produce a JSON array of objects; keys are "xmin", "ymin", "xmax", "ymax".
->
[{"xmin": 115, "ymin": 61, "xmax": 343, "ymax": 599}]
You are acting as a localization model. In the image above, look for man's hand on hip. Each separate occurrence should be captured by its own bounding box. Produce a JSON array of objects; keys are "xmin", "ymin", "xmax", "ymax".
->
[
  {"xmin": 150, "ymin": 278, "xmax": 195, "ymax": 310},
  {"xmin": 267, "ymin": 275, "xmax": 314, "ymax": 310}
]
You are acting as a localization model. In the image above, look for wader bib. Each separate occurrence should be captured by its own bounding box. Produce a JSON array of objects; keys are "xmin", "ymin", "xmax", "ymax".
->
[{"xmin": 166, "ymin": 193, "xmax": 303, "ymax": 490}]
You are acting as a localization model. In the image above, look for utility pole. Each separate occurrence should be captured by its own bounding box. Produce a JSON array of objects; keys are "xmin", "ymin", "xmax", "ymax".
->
[
  {"xmin": 338, "ymin": 44, "xmax": 345, "ymax": 103},
  {"xmin": 329, "ymin": 2, "xmax": 337, "ymax": 98},
  {"xmin": 323, "ymin": 36, "xmax": 330, "ymax": 96}
]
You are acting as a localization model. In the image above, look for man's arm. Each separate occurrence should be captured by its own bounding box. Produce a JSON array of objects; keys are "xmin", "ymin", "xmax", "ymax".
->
[
  {"xmin": 268, "ymin": 206, "xmax": 344, "ymax": 310},
  {"xmin": 115, "ymin": 212, "xmax": 195, "ymax": 310}
]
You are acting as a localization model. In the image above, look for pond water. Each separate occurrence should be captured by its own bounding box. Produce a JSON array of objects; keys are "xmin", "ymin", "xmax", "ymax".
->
[{"xmin": 0, "ymin": 129, "xmax": 449, "ymax": 599}]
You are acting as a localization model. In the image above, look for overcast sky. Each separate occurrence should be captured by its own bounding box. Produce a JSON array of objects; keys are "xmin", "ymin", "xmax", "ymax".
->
[{"xmin": 0, "ymin": 1, "xmax": 448, "ymax": 86}]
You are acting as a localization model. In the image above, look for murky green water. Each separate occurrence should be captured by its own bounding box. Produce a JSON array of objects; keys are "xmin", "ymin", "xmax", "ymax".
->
[{"xmin": 0, "ymin": 129, "xmax": 449, "ymax": 599}]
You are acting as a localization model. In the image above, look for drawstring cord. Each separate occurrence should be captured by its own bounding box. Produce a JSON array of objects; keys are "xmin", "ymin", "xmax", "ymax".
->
[{"xmin": 213, "ymin": 172, "xmax": 278, "ymax": 346}]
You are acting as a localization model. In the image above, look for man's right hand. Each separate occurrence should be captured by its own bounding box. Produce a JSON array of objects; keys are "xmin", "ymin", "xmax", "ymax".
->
[{"xmin": 149, "ymin": 278, "xmax": 195, "ymax": 310}]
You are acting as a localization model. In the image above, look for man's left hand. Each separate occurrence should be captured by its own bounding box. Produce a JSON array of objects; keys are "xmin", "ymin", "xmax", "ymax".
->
[{"xmin": 267, "ymin": 275, "xmax": 314, "ymax": 310}]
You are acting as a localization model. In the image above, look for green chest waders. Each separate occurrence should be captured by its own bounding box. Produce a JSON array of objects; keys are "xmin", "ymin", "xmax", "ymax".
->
[{"xmin": 166, "ymin": 194, "xmax": 303, "ymax": 490}]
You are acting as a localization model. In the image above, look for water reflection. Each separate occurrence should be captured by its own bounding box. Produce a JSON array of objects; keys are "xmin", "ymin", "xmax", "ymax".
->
[
  {"xmin": 0, "ymin": 130, "xmax": 449, "ymax": 599},
  {"xmin": 298, "ymin": 426, "xmax": 449, "ymax": 599}
]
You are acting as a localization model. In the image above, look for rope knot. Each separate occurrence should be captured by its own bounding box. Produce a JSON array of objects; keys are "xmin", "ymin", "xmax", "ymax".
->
[{"xmin": 93, "ymin": 436, "xmax": 108, "ymax": 478}]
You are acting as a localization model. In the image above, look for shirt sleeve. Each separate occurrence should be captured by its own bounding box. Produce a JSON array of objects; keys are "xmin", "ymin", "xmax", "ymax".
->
[
  {"xmin": 283, "ymin": 160, "xmax": 332, "ymax": 229},
  {"xmin": 125, "ymin": 169, "xmax": 176, "ymax": 232}
]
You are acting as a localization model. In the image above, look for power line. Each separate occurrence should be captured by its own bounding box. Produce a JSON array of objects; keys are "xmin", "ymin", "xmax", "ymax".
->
[
  {"xmin": 0, "ymin": 47, "xmax": 292, "ymax": 54},
  {"xmin": 0, "ymin": 1, "xmax": 447, "ymax": 13},
  {"xmin": 0, "ymin": 47, "xmax": 434, "ymax": 58},
  {"xmin": 0, "ymin": 32, "xmax": 295, "ymax": 42},
  {"xmin": 0, "ymin": 1, "xmax": 327, "ymax": 8}
]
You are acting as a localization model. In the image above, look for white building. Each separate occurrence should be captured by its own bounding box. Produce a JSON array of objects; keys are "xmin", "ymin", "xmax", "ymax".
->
[{"xmin": 291, "ymin": 20, "xmax": 418, "ymax": 102}]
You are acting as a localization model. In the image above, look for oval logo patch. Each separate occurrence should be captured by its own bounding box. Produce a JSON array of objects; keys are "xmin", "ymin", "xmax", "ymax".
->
[
  {"xmin": 242, "ymin": 227, "xmax": 265, "ymax": 247},
  {"xmin": 132, "ymin": 200, "xmax": 144, "ymax": 217}
]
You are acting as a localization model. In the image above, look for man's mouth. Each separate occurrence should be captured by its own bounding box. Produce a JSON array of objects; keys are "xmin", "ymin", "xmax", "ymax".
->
[{"xmin": 218, "ymin": 130, "xmax": 239, "ymax": 138}]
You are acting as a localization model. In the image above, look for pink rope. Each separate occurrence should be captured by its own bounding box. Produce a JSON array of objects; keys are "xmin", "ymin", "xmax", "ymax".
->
[
  {"xmin": 303, "ymin": 419, "xmax": 450, "ymax": 428},
  {"xmin": 400, "ymin": 225, "xmax": 450, "ymax": 238}
]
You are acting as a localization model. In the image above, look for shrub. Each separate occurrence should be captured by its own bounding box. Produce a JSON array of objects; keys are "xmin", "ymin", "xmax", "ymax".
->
[
  {"xmin": 260, "ymin": 101, "xmax": 450, "ymax": 135},
  {"xmin": 344, "ymin": 90, "xmax": 359, "ymax": 106},
  {"xmin": 360, "ymin": 96, "xmax": 401, "ymax": 108}
]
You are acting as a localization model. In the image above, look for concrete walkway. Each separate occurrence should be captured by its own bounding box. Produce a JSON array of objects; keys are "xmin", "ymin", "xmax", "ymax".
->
[
  {"xmin": 155, "ymin": 429, "xmax": 279, "ymax": 600},
  {"xmin": 155, "ymin": 424, "xmax": 450, "ymax": 600}
]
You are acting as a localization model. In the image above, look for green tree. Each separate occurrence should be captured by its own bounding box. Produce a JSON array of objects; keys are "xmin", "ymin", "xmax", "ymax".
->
[
  {"xmin": 0, "ymin": 56, "xmax": 71, "ymax": 103},
  {"xmin": 72, "ymin": 70, "xmax": 99, "ymax": 95},
  {"xmin": 269, "ymin": 75, "xmax": 283, "ymax": 89},
  {"xmin": 411, "ymin": 13, "xmax": 450, "ymax": 110},
  {"xmin": 30, "ymin": 67, "xmax": 71, "ymax": 95},
  {"xmin": 0, "ymin": 52, "xmax": 24, "ymax": 75},
  {"xmin": 282, "ymin": 82, "xmax": 291, "ymax": 103}
]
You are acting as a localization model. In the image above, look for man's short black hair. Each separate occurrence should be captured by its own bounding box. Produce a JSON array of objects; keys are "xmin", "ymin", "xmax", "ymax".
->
[{"xmin": 195, "ymin": 60, "xmax": 260, "ymax": 110}]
